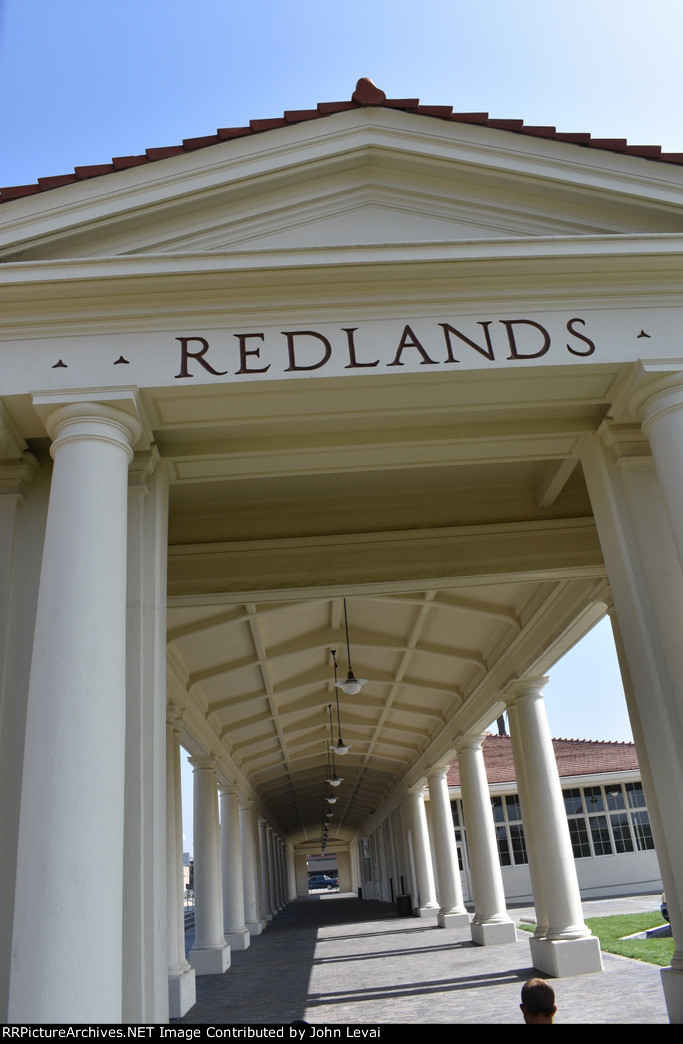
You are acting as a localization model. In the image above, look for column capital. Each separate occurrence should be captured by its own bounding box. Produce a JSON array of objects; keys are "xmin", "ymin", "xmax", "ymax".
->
[
  {"xmin": 0, "ymin": 400, "xmax": 28, "ymax": 459},
  {"xmin": 32, "ymin": 388, "xmax": 147, "ymax": 458},
  {"xmin": 188, "ymin": 754, "xmax": 219, "ymax": 772},
  {"xmin": 455, "ymin": 732, "xmax": 486, "ymax": 754},
  {"xmin": 128, "ymin": 445, "xmax": 162, "ymax": 490},
  {"xmin": 503, "ymin": 676, "xmax": 549, "ymax": 707},
  {"xmin": 166, "ymin": 704, "xmax": 185, "ymax": 727},
  {"xmin": 426, "ymin": 765, "xmax": 450, "ymax": 783},
  {"xmin": 628, "ymin": 372, "xmax": 683, "ymax": 434},
  {"xmin": 218, "ymin": 782, "xmax": 239, "ymax": 797}
]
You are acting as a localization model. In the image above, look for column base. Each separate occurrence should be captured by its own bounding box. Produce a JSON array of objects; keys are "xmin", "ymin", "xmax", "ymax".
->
[
  {"xmin": 225, "ymin": 927, "xmax": 250, "ymax": 950},
  {"xmin": 438, "ymin": 910, "xmax": 471, "ymax": 930},
  {"xmin": 471, "ymin": 919, "xmax": 517, "ymax": 946},
  {"xmin": 189, "ymin": 942, "xmax": 230, "ymax": 976},
  {"xmin": 416, "ymin": 904, "xmax": 440, "ymax": 918},
  {"xmin": 661, "ymin": 966, "xmax": 683, "ymax": 1023},
  {"xmin": 530, "ymin": 934, "xmax": 603, "ymax": 977},
  {"xmin": 168, "ymin": 964, "xmax": 196, "ymax": 1019},
  {"xmin": 246, "ymin": 919, "xmax": 265, "ymax": 935}
]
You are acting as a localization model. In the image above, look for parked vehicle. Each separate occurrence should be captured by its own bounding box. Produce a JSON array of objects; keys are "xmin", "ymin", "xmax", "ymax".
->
[{"xmin": 308, "ymin": 874, "xmax": 338, "ymax": 890}]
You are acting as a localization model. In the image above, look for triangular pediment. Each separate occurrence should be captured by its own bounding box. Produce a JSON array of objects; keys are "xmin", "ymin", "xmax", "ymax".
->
[{"xmin": 2, "ymin": 103, "xmax": 683, "ymax": 262}]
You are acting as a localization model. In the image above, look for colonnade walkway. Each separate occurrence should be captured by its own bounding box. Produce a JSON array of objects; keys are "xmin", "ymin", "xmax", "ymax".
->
[{"xmin": 177, "ymin": 892, "xmax": 668, "ymax": 1024}]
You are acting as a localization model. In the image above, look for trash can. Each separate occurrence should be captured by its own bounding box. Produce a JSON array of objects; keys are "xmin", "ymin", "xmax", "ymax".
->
[
  {"xmin": 358, "ymin": 887, "xmax": 363, "ymax": 899},
  {"xmin": 396, "ymin": 893, "xmax": 413, "ymax": 917}
]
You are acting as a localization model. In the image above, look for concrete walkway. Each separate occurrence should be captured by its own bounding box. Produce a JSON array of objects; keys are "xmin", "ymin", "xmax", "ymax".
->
[{"xmin": 177, "ymin": 892, "xmax": 669, "ymax": 1024}]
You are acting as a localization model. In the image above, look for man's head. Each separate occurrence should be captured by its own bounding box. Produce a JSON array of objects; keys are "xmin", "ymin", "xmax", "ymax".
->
[{"xmin": 520, "ymin": 978, "xmax": 557, "ymax": 1023}]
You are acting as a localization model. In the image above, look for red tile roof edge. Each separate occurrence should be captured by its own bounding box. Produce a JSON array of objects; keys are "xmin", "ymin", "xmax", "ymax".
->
[
  {"xmin": 444, "ymin": 733, "xmax": 639, "ymax": 788},
  {"xmin": 1, "ymin": 77, "xmax": 680, "ymax": 205}
]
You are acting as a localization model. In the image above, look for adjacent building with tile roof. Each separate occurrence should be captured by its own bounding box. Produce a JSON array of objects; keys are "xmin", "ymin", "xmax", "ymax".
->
[{"xmin": 441, "ymin": 734, "xmax": 661, "ymax": 903}]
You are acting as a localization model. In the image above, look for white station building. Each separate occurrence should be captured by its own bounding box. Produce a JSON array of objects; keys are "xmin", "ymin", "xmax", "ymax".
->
[{"xmin": 1, "ymin": 78, "xmax": 683, "ymax": 1023}]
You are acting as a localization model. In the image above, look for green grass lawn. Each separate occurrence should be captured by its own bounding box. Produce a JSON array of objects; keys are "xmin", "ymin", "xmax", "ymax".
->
[{"xmin": 519, "ymin": 912, "xmax": 673, "ymax": 967}]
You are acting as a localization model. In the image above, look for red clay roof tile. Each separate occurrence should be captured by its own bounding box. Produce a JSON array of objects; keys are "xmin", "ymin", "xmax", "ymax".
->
[
  {"xmin": 352, "ymin": 77, "xmax": 386, "ymax": 106},
  {"xmin": 182, "ymin": 134, "xmax": 222, "ymax": 151},
  {"xmin": 2, "ymin": 77, "xmax": 681, "ymax": 205},
  {"xmin": 74, "ymin": 164, "xmax": 115, "ymax": 179},
  {"xmin": 445, "ymin": 733, "xmax": 639, "ymax": 788},
  {"xmin": 112, "ymin": 155, "xmax": 148, "ymax": 170},
  {"xmin": 37, "ymin": 174, "xmax": 78, "ymax": 188}
]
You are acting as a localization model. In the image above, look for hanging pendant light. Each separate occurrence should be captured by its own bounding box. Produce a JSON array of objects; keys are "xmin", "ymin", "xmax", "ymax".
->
[
  {"xmin": 335, "ymin": 598, "xmax": 367, "ymax": 696},
  {"xmin": 326, "ymin": 704, "xmax": 343, "ymax": 786},
  {"xmin": 331, "ymin": 649, "xmax": 351, "ymax": 755}
]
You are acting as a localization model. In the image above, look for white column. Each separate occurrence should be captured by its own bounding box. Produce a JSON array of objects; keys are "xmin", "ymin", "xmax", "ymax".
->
[
  {"xmin": 9, "ymin": 396, "xmax": 141, "ymax": 1023},
  {"xmin": 407, "ymin": 790, "xmax": 439, "ymax": 916},
  {"xmin": 166, "ymin": 708, "xmax": 195, "ymax": 1016},
  {"xmin": 426, "ymin": 769, "xmax": 470, "ymax": 930},
  {"xmin": 508, "ymin": 679, "xmax": 602, "ymax": 977},
  {"xmin": 278, "ymin": 839, "xmax": 287, "ymax": 906},
  {"xmin": 272, "ymin": 836, "xmax": 282, "ymax": 910},
  {"xmin": 0, "ymin": 444, "xmax": 43, "ymax": 1022},
  {"xmin": 239, "ymin": 801, "xmax": 263, "ymax": 934},
  {"xmin": 266, "ymin": 826, "xmax": 278, "ymax": 915},
  {"xmin": 188, "ymin": 756, "xmax": 230, "ymax": 975},
  {"xmin": 456, "ymin": 735, "xmax": 517, "ymax": 945},
  {"xmin": 123, "ymin": 451, "xmax": 169, "ymax": 1022},
  {"xmin": 634, "ymin": 376, "xmax": 683, "ymax": 570},
  {"xmin": 219, "ymin": 785, "xmax": 250, "ymax": 950},
  {"xmin": 581, "ymin": 425, "xmax": 683, "ymax": 1020},
  {"xmin": 287, "ymin": 846, "xmax": 297, "ymax": 900},
  {"xmin": 505, "ymin": 698, "xmax": 548, "ymax": 940},
  {"xmin": 258, "ymin": 818, "xmax": 273, "ymax": 922}
]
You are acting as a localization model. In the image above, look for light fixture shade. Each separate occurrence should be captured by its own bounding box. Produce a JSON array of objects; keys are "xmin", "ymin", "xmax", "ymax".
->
[
  {"xmin": 336, "ymin": 669, "xmax": 367, "ymax": 695},
  {"xmin": 335, "ymin": 740, "xmax": 350, "ymax": 755},
  {"xmin": 327, "ymin": 775, "xmax": 343, "ymax": 786},
  {"xmin": 326, "ymin": 795, "xmax": 337, "ymax": 804}
]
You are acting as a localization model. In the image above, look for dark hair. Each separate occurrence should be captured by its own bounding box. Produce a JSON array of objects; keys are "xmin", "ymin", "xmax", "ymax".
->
[{"xmin": 521, "ymin": 978, "xmax": 556, "ymax": 1016}]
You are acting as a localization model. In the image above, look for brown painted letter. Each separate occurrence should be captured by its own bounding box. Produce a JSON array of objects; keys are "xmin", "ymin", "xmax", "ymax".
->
[
  {"xmin": 502, "ymin": 320, "xmax": 551, "ymax": 360},
  {"xmin": 175, "ymin": 336, "xmax": 228, "ymax": 378},
  {"xmin": 343, "ymin": 328, "xmax": 379, "ymax": 368},
  {"xmin": 439, "ymin": 322, "xmax": 495, "ymax": 363},
  {"xmin": 566, "ymin": 317, "xmax": 596, "ymax": 357},
  {"xmin": 235, "ymin": 333, "xmax": 270, "ymax": 374},
  {"xmin": 283, "ymin": 330, "xmax": 332, "ymax": 371},
  {"xmin": 388, "ymin": 325, "xmax": 439, "ymax": 366}
]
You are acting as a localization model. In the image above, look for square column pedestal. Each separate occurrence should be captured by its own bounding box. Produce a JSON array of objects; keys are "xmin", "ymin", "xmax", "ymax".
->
[
  {"xmin": 661, "ymin": 968, "xmax": 683, "ymax": 1023},
  {"xmin": 471, "ymin": 920, "xmax": 518, "ymax": 946},
  {"xmin": 225, "ymin": 927, "xmax": 251, "ymax": 950},
  {"xmin": 530, "ymin": 935, "xmax": 603, "ymax": 977},
  {"xmin": 169, "ymin": 968, "xmax": 196, "ymax": 1020},
  {"xmin": 189, "ymin": 944, "xmax": 231, "ymax": 976},
  {"xmin": 438, "ymin": 911, "xmax": 471, "ymax": 930}
]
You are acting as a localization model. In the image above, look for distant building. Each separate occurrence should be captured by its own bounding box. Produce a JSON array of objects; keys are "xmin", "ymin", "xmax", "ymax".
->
[{"xmin": 445, "ymin": 734, "xmax": 661, "ymax": 902}]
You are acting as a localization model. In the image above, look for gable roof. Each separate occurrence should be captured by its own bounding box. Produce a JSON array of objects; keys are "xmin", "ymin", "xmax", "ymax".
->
[
  {"xmin": 3, "ymin": 77, "xmax": 682, "ymax": 205},
  {"xmin": 446, "ymin": 732, "xmax": 639, "ymax": 787}
]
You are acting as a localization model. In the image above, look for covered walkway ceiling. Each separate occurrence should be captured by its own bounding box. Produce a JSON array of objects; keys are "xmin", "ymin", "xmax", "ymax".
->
[{"xmin": 162, "ymin": 365, "xmax": 615, "ymax": 847}]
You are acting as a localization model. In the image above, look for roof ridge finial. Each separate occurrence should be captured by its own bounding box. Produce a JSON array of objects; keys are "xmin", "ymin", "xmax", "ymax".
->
[{"xmin": 352, "ymin": 78, "xmax": 386, "ymax": 106}]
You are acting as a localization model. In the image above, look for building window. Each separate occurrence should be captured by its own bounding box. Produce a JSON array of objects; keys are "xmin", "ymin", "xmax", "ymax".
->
[
  {"xmin": 451, "ymin": 799, "xmax": 466, "ymax": 870},
  {"xmin": 562, "ymin": 782, "xmax": 655, "ymax": 858},
  {"xmin": 485, "ymin": 781, "xmax": 654, "ymax": 868},
  {"xmin": 491, "ymin": 795, "xmax": 528, "ymax": 865}
]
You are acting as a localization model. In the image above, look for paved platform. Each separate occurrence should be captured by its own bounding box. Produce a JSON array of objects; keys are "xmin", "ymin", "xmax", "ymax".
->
[{"xmin": 177, "ymin": 892, "xmax": 669, "ymax": 1024}]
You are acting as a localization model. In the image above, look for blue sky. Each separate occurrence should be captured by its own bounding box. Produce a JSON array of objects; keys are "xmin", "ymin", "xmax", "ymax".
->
[
  {"xmin": 1, "ymin": 1, "xmax": 683, "ymax": 187},
  {"xmin": 2, "ymin": 1, "xmax": 652, "ymax": 849}
]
